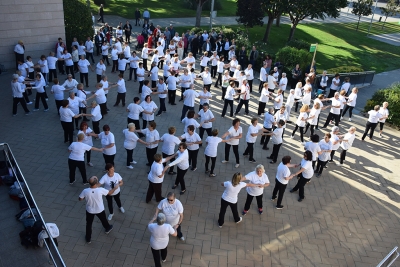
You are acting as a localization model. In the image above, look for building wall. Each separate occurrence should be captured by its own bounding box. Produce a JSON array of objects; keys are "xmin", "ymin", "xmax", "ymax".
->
[{"xmin": 0, "ymin": 0, "xmax": 65, "ymax": 71}]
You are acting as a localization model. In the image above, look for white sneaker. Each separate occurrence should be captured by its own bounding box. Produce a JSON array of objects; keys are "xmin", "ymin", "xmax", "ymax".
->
[
  {"xmin": 87, "ymin": 162, "xmax": 93, "ymax": 167},
  {"xmin": 340, "ymin": 117, "xmax": 343, "ymax": 120},
  {"xmin": 236, "ymin": 217, "xmax": 243, "ymax": 224},
  {"xmin": 235, "ymin": 164, "xmax": 240, "ymax": 168},
  {"xmin": 180, "ymin": 236, "xmax": 185, "ymax": 241},
  {"xmin": 301, "ymin": 142, "xmax": 306, "ymax": 146},
  {"xmin": 348, "ymin": 118, "xmax": 352, "ymax": 121},
  {"xmin": 108, "ymin": 214, "xmax": 114, "ymax": 220},
  {"xmin": 126, "ymin": 165, "xmax": 134, "ymax": 169},
  {"xmin": 221, "ymin": 160, "xmax": 229, "ymax": 163},
  {"xmin": 336, "ymin": 163, "xmax": 343, "ymax": 167},
  {"xmin": 27, "ymin": 102, "xmax": 32, "ymax": 105},
  {"xmin": 131, "ymin": 160, "xmax": 137, "ymax": 164},
  {"xmin": 290, "ymin": 135, "xmax": 294, "ymax": 139},
  {"xmin": 119, "ymin": 207, "xmax": 125, "ymax": 213},
  {"xmin": 379, "ymin": 133, "xmax": 382, "ymax": 138}
]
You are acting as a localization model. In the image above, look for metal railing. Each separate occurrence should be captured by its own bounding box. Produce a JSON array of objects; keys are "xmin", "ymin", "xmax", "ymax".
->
[
  {"xmin": 0, "ymin": 143, "xmax": 66, "ymax": 267},
  {"xmin": 377, "ymin": 247, "xmax": 399, "ymax": 267},
  {"xmin": 313, "ymin": 71, "xmax": 376, "ymax": 89}
]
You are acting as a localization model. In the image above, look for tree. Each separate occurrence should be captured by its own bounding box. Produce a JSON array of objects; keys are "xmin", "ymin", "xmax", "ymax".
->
[
  {"xmin": 64, "ymin": 0, "xmax": 94, "ymax": 45},
  {"xmin": 185, "ymin": 0, "xmax": 210, "ymax": 27},
  {"xmin": 352, "ymin": 0, "xmax": 373, "ymax": 31},
  {"xmin": 262, "ymin": 0, "xmax": 287, "ymax": 43},
  {"xmin": 380, "ymin": 0, "xmax": 400, "ymax": 29},
  {"xmin": 286, "ymin": 0, "xmax": 348, "ymax": 41},
  {"xmin": 236, "ymin": 0, "xmax": 265, "ymax": 28}
]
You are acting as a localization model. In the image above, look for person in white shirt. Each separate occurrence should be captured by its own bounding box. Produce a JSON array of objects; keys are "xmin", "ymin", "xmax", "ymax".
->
[
  {"xmin": 267, "ymin": 71, "xmax": 278, "ymax": 94},
  {"xmin": 234, "ymin": 79, "xmax": 250, "ymax": 115},
  {"xmin": 268, "ymin": 89, "xmax": 284, "ymax": 113},
  {"xmin": 196, "ymin": 67, "xmax": 213, "ymax": 91},
  {"xmin": 95, "ymin": 59, "xmax": 106, "ymax": 83},
  {"xmin": 291, "ymin": 104, "xmax": 310, "ymax": 143},
  {"xmin": 151, "ymin": 192, "xmax": 184, "ymax": 241},
  {"xmin": 341, "ymin": 87, "xmax": 358, "ymax": 122},
  {"xmin": 141, "ymin": 43, "xmax": 149, "ymax": 71},
  {"xmin": 78, "ymin": 55, "xmax": 93, "ymax": 88},
  {"xmin": 47, "ymin": 52, "xmax": 58, "ymax": 82},
  {"xmin": 98, "ymin": 164, "xmax": 125, "ymax": 221},
  {"xmin": 14, "ymin": 40, "xmax": 25, "ymax": 69},
  {"xmin": 260, "ymin": 107, "xmax": 275, "ymax": 150},
  {"xmin": 146, "ymin": 154, "xmax": 168, "ymax": 203},
  {"xmin": 341, "ymin": 77, "xmax": 351, "ymax": 96},
  {"xmin": 204, "ymin": 129, "xmax": 231, "ymax": 177},
  {"xmin": 198, "ymin": 86, "xmax": 212, "ymax": 111},
  {"xmin": 126, "ymin": 97, "xmax": 145, "ymax": 135},
  {"xmin": 218, "ymin": 173, "xmax": 257, "ymax": 227},
  {"xmin": 286, "ymin": 89, "xmax": 295, "ymax": 122},
  {"xmin": 315, "ymin": 133, "xmax": 333, "ymax": 177},
  {"xmin": 140, "ymin": 94, "xmax": 158, "ymax": 128},
  {"xmin": 243, "ymin": 118, "xmax": 264, "ymax": 163},
  {"xmin": 147, "ymin": 213, "xmax": 177, "ymax": 266},
  {"xmin": 38, "ymin": 55, "xmax": 49, "ymax": 84},
  {"xmin": 78, "ymin": 176, "xmax": 116, "ymax": 243},
  {"xmin": 337, "ymin": 126, "xmax": 356, "ymax": 166},
  {"xmin": 164, "ymin": 143, "xmax": 190, "ymax": 195},
  {"xmin": 92, "ymin": 124, "xmax": 117, "ymax": 169},
  {"xmin": 153, "ymin": 78, "xmax": 168, "ymax": 116},
  {"xmin": 304, "ymin": 134, "xmax": 322, "ymax": 170},
  {"xmin": 197, "ymin": 103, "xmax": 215, "ymax": 141},
  {"xmin": 109, "ymin": 74, "xmax": 126, "ymax": 106},
  {"xmin": 111, "ymin": 45, "xmax": 121, "ymax": 73},
  {"xmin": 11, "ymin": 74, "xmax": 31, "ymax": 116},
  {"xmin": 101, "ymin": 41, "xmax": 110, "ymax": 66},
  {"xmin": 221, "ymin": 118, "xmax": 243, "ymax": 168},
  {"xmin": 209, "ymin": 51, "xmax": 219, "ymax": 78},
  {"xmin": 85, "ymin": 36, "xmax": 95, "ymax": 63},
  {"xmin": 77, "ymin": 121, "xmax": 96, "ymax": 167},
  {"xmin": 136, "ymin": 121, "xmax": 160, "ymax": 166},
  {"xmin": 166, "ymin": 71, "xmax": 179, "ymax": 105},
  {"xmin": 279, "ymin": 72, "xmax": 288, "ymax": 96},
  {"xmin": 319, "ymin": 71, "xmax": 329, "ymax": 92},
  {"xmin": 258, "ymin": 63, "xmax": 267, "ymax": 93},
  {"xmin": 50, "ymin": 78, "xmax": 67, "ymax": 115},
  {"xmin": 59, "ymin": 49, "xmax": 74, "ymax": 78},
  {"xmin": 117, "ymin": 54, "xmax": 130, "ymax": 76},
  {"xmin": 178, "ymin": 69, "xmax": 192, "ymax": 103},
  {"xmin": 289, "ymin": 150, "xmax": 314, "ymax": 202},
  {"xmin": 180, "ymin": 84, "xmax": 199, "ymax": 121},
  {"xmin": 241, "ymin": 165, "xmax": 270, "ymax": 215},
  {"xmin": 293, "ymin": 82, "xmax": 303, "ymax": 112},
  {"xmin": 264, "ymin": 119, "xmax": 286, "ymax": 163},
  {"xmin": 86, "ymin": 83, "xmax": 108, "ymax": 115},
  {"xmin": 81, "ymin": 101, "xmax": 102, "ymax": 134},
  {"xmin": 137, "ymin": 63, "xmax": 146, "ymax": 93},
  {"xmin": 180, "ymin": 125, "xmax": 202, "ymax": 171},
  {"xmin": 271, "ymin": 156, "xmax": 296, "ymax": 209},
  {"xmin": 68, "ymin": 133, "xmax": 102, "ymax": 184},
  {"xmin": 244, "ymin": 64, "xmax": 254, "ymax": 92},
  {"xmin": 160, "ymin": 127, "xmax": 181, "ymax": 175},
  {"xmin": 257, "ymin": 83, "xmax": 270, "ymax": 116},
  {"xmin": 322, "ymin": 92, "xmax": 342, "ymax": 128},
  {"xmin": 123, "ymin": 123, "xmax": 148, "ymax": 169},
  {"xmin": 328, "ymin": 126, "xmax": 341, "ymax": 163},
  {"xmin": 328, "ymin": 73, "xmax": 340, "ymax": 98},
  {"xmin": 128, "ymin": 51, "xmax": 140, "ymax": 81},
  {"xmin": 304, "ymin": 102, "xmax": 321, "ymax": 137},
  {"xmin": 362, "ymin": 105, "xmax": 384, "ymax": 141},
  {"xmin": 56, "ymin": 42, "xmax": 66, "ymax": 75},
  {"xmin": 378, "ymin": 102, "xmax": 390, "ymax": 138},
  {"xmin": 31, "ymin": 74, "xmax": 49, "ymax": 111},
  {"xmin": 220, "ymin": 70, "xmax": 234, "ymax": 101}
]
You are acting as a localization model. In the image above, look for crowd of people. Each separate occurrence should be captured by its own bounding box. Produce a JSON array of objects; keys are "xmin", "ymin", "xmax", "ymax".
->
[{"xmin": 10, "ymin": 13, "xmax": 391, "ymax": 267}]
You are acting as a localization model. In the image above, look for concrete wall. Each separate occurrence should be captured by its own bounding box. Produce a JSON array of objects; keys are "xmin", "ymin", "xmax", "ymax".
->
[{"xmin": 0, "ymin": 0, "xmax": 65, "ymax": 72}]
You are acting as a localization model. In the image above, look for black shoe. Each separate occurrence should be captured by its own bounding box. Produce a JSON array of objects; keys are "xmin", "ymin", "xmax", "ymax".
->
[
  {"xmin": 276, "ymin": 205, "xmax": 284, "ymax": 209},
  {"xmin": 172, "ymin": 185, "xmax": 178, "ymax": 189},
  {"xmin": 262, "ymin": 147, "xmax": 269, "ymax": 150},
  {"xmin": 180, "ymin": 190, "xmax": 186, "ymax": 195},
  {"xmin": 271, "ymin": 197, "xmax": 276, "ymax": 201},
  {"xmin": 269, "ymin": 161, "xmax": 276, "ymax": 164},
  {"xmin": 266, "ymin": 156, "xmax": 272, "ymax": 159},
  {"xmin": 146, "ymin": 163, "xmax": 151, "ymax": 166},
  {"xmin": 298, "ymin": 198, "xmax": 304, "ymax": 202},
  {"xmin": 168, "ymin": 171, "xmax": 177, "ymax": 175},
  {"xmin": 171, "ymin": 103, "xmax": 176, "ymax": 105},
  {"xmin": 289, "ymin": 189, "xmax": 296, "ymax": 193}
]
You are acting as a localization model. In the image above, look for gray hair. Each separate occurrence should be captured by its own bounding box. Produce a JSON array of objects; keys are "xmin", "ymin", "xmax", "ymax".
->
[
  {"xmin": 331, "ymin": 126, "xmax": 339, "ymax": 133},
  {"xmin": 269, "ymin": 107, "xmax": 274, "ymax": 113},
  {"xmin": 156, "ymin": 213, "xmax": 166, "ymax": 225},
  {"xmin": 167, "ymin": 192, "xmax": 175, "ymax": 198},
  {"xmin": 255, "ymin": 164, "xmax": 265, "ymax": 173}
]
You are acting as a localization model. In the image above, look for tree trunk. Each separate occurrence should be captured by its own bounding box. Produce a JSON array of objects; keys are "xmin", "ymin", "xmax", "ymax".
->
[
  {"xmin": 381, "ymin": 16, "xmax": 388, "ymax": 29},
  {"xmin": 195, "ymin": 2, "xmax": 203, "ymax": 27},
  {"xmin": 288, "ymin": 23, "xmax": 297, "ymax": 41},
  {"xmin": 356, "ymin": 16, "xmax": 361, "ymax": 31},
  {"xmin": 276, "ymin": 14, "xmax": 281, "ymax": 27},
  {"xmin": 262, "ymin": 16, "xmax": 275, "ymax": 43}
]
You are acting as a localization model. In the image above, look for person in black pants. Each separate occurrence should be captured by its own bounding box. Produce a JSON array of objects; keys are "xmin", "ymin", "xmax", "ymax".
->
[
  {"xmin": 322, "ymin": 92, "xmax": 341, "ymax": 128},
  {"xmin": 265, "ymin": 120, "xmax": 285, "ymax": 163},
  {"xmin": 135, "ymin": 8, "xmax": 141, "ymax": 26},
  {"xmin": 123, "ymin": 21, "xmax": 132, "ymax": 43},
  {"xmin": 31, "ymin": 74, "xmax": 49, "ymax": 111},
  {"xmin": 361, "ymin": 105, "xmax": 384, "ymax": 141},
  {"xmin": 221, "ymin": 82, "xmax": 236, "ymax": 117},
  {"xmin": 289, "ymin": 150, "xmax": 314, "ymax": 202},
  {"xmin": 68, "ymin": 133, "xmax": 103, "ymax": 184},
  {"xmin": 11, "ymin": 74, "xmax": 31, "ymax": 116},
  {"xmin": 181, "ymin": 125, "xmax": 202, "ymax": 171},
  {"xmin": 167, "ymin": 143, "xmax": 189, "ymax": 195},
  {"xmin": 136, "ymin": 121, "xmax": 160, "ymax": 166},
  {"xmin": 234, "ymin": 79, "xmax": 250, "ymax": 116},
  {"xmin": 218, "ymin": 173, "xmax": 256, "ymax": 227},
  {"xmin": 271, "ymin": 156, "xmax": 296, "ymax": 209},
  {"xmin": 79, "ymin": 176, "xmax": 116, "ymax": 244},
  {"xmin": 97, "ymin": 4, "xmax": 104, "ymax": 23},
  {"xmin": 221, "ymin": 118, "xmax": 243, "ymax": 168}
]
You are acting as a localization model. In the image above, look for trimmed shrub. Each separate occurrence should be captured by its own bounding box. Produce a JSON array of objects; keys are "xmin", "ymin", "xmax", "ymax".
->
[
  {"xmin": 190, "ymin": 27, "xmax": 204, "ymax": 35},
  {"xmin": 364, "ymin": 82, "xmax": 400, "ymax": 127},
  {"xmin": 286, "ymin": 39, "xmax": 311, "ymax": 51},
  {"xmin": 326, "ymin": 66, "xmax": 364, "ymax": 73},
  {"xmin": 64, "ymin": 0, "xmax": 94, "ymax": 46},
  {"xmin": 275, "ymin": 46, "xmax": 312, "ymax": 73}
]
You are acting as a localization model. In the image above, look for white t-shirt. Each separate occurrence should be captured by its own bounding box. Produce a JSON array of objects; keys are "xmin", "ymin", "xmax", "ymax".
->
[
  {"xmin": 259, "ymin": 88, "xmax": 270, "ymax": 103},
  {"xmin": 183, "ymin": 89, "xmax": 199, "ymax": 107},
  {"xmin": 339, "ymin": 95, "xmax": 346, "ymax": 109},
  {"xmin": 246, "ymin": 124, "xmax": 263, "ymax": 143},
  {"xmin": 117, "ymin": 79, "xmax": 126, "ymax": 93},
  {"xmin": 47, "ymin": 56, "xmax": 58, "ymax": 69},
  {"xmin": 68, "ymin": 142, "xmax": 92, "ymax": 161},
  {"xmin": 99, "ymin": 172, "xmax": 122, "ymax": 196},
  {"xmin": 286, "ymin": 93, "xmax": 295, "ymax": 107},
  {"xmin": 318, "ymin": 140, "xmax": 332, "ymax": 161},
  {"xmin": 309, "ymin": 108, "xmax": 321, "ymax": 126},
  {"xmin": 182, "ymin": 118, "xmax": 200, "ymax": 133},
  {"xmin": 157, "ymin": 199, "xmax": 184, "ymax": 226},
  {"xmin": 59, "ymin": 107, "xmax": 75, "ymax": 122},
  {"xmin": 156, "ymin": 83, "xmax": 167, "ymax": 99},
  {"xmin": 198, "ymin": 109, "xmax": 214, "ymax": 129},
  {"xmin": 245, "ymin": 68, "xmax": 254, "ymax": 80},
  {"xmin": 301, "ymin": 92, "xmax": 311, "ymax": 106},
  {"xmin": 379, "ymin": 107, "xmax": 389, "ymax": 123},
  {"xmin": 78, "ymin": 59, "xmax": 90, "ymax": 73},
  {"xmin": 368, "ymin": 110, "xmax": 383, "ymax": 123},
  {"xmin": 341, "ymin": 132, "xmax": 355, "ymax": 150},
  {"xmin": 79, "ymin": 187, "xmax": 108, "ymax": 214},
  {"xmin": 150, "ymin": 66, "xmax": 159, "ymax": 81},
  {"xmin": 274, "ymin": 111, "xmax": 288, "ymax": 129},
  {"xmin": 142, "ymin": 128, "xmax": 160, "ymax": 149},
  {"xmin": 347, "ymin": 93, "xmax": 357, "ymax": 107},
  {"xmin": 96, "ymin": 63, "xmax": 106, "ymax": 75},
  {"xmin": 140, "ymin": 101, "xmax": 157, "ymax": 121},
  {"xmin": 161, "ymin": 134, "xmax": 180, "ymax": 155},
  {"xmin": 341, "ymin": 82, "xmax": 351, "ymax": 94},
  {"xmin": 267, "ymin": 75, "xmax": 276, "ymax": 90},
  {"xmin": 148, "ymin": 159, "xmax": 166, "ymax": 183},
  {"xmin": 204, "ymin": 136, "xmax": 222, "ymax": 157},
  {"xmin": 226, "ymin": 126, "xmax": 242, "ymax": 145},
  {"xmin": 118, "ymin": 59, "xmax": 129, "ymax": 71},
  {"xmin": 137, "ymin": 68, "xmax": 145, "ymax": 81},
  {"xmin": 77, "ymin": 128, "xmax": 93, "ymax": 146},
  {"xmin": 148, "ymin": 223, "xmax": 175, "ymax": 250},
  {"xmin": 274, "ymin": 94, "xmax": 284, "ymax": 109},
  {"xmin": 141, "ymin": 86, "xmax": 153, "ymax": 102},
  {"xmin": 91, "ymin": 105, "xmax": 102, "ymax": 121},
  {"xmin": 296, "ymin": 112, "xmax": 308, "ymax": 127},
  {"xmin": 330, "ymin": 133, "xmax": 340, "ymax": 151},
  {"xmin": 51, "ymin": 84, "xmax": 66, "ymax": 100},
  {"xmin": 276, "ymin": 163, "xmax": 291, "ymax": 185},
  {"xmin": 245, "ymin": 171, "xmax": 269, "ymax": 196},
  {"xmin": 221, "ymin": 181, "xmax": 246, "ymax": 204},
  {"xmin": 127, "ymin": 103, "xmax": 144, "ymax": 120},
  {"xmin": 94, "ymin": 88, "xmax": 107, "ymax": 104},
  {"xmin": 199, "ymin": 91, "xmax": 211, "ymax": 105},
  {"xmin": 301, "ymin": 159, "xmax": 313, "ymax": 178},
  {"xmin": 224, "ymin": 86, "xmax": 236, "ymax": 100},
  {"xmin": 181, "ymin": 132, "xmax": 201, "ymax": 151},
  {"xmin": 168, "ymin": 149, "xmax": 189, "ymax": 170},
  {"xmin": 166, "ymin": 76, "xmax": 178, "ymax": 90},
  {"xmin": 279, "ymin": 77, "xmax": 288, "ymax": 91},
  {"xmin": 99, "ymin": 132, "xmax": 116, "ymax": 155},
  {"xmin": 271, "ymin": 127, "xmax": 283, "ymax": 145},
  {"xmin": 123, "ymin": 129, "xmax": 139, "ymax": 150},
  {"xmin": 330, "ymin": 78, "xmax": 340, "ymax": 90},
  {"xmin": 179, "ymin": 74, "xmax": 191, "ymax": 89},
  {"xmin": 305, "ymin": 142, "xmax": 321, "ymax": 161}
]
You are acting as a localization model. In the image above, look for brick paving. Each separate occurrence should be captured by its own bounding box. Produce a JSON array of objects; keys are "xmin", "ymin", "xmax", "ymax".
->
[{"xmin": 1, "ymin": 50, "xmax": 400, "ymax": 267}]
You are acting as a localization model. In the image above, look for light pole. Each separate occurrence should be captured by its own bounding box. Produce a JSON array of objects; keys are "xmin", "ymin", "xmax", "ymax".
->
[
  {"xmin": 210, "ymin": 0, "xmax": 215, "ymax": 30},
  {"xmin": 367, "ymin": 0, "xmax": 379, "ymax": 36}
]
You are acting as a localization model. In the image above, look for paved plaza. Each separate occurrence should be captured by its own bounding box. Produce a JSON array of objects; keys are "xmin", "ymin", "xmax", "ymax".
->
[{"xmin": 1, "ymin": 9, "xmax": 400, "ymax": 266}]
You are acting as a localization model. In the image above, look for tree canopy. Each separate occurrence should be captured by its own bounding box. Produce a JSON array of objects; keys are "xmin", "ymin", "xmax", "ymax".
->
[
  {"xmin": 352, "ymin": 0, "xmax": 373, "ymax": 30},
  {"xmin": 236, "ymin": 0, "xmax": 265, "ymax": 28},
  {"xmin": 63, "ymin": 0, "xmax": 94, "ymax": 45}
]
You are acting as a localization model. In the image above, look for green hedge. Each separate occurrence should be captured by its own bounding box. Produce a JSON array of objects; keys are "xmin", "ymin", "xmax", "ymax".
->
[
  {"xmin": 364, "ymin": 82, "xmax": 400, "ymax": 127},
  {"xmin": 275, "ymin": 46, "xmax": 312, "ymax": 72},
  {"xmin": 286, "ymin": 39, "xmax": 311, "ymax": 51},
  {"xmin": 64, "ymin": 0, "xmax": 94, "ymax": 46}
]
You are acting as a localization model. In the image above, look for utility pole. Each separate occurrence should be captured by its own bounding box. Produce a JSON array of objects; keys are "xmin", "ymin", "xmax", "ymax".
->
[
  {"xmin": 210, "ymin": 0, "xmax": 215, "ymax": 30},
  {"xmin": 367, "ymin": 0, "xmax": 379, "ymax": 36}
]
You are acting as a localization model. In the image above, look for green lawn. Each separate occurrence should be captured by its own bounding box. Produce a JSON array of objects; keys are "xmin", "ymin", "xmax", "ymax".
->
[
  {"xmin": 177, "ymin": 22, "xmax": 400, "ymax": 73},
  {"xmin": 90, "ymin": 0, "xmax": 237, "ymax": 19}
]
